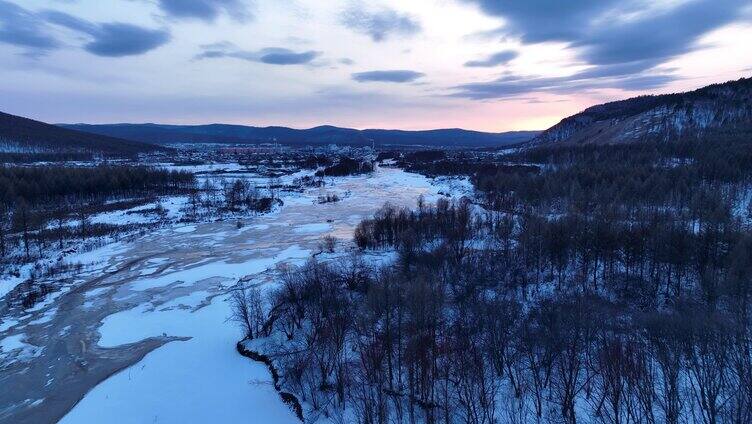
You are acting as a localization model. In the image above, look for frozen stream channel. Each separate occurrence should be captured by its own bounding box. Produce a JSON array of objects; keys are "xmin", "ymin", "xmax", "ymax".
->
[{"xmin": 0, "ymin": 167, "xmax": 469, "ymax": 424}]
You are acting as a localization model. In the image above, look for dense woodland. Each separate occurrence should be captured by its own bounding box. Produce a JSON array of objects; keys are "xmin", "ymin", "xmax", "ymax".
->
[
  {"xmin": 0, "ymin": 166, "xmax": 190, "ymax": 301},
  {"xmin": 0, "ymin": 152, "xmax": 96, "ymax": 163},
  {"xmin": 0, "ymin": 165, "xmax": 194, "ymax": 206},
  {"xmin": 316, "ymin": 157, "xmax": 375, "ymax": 177},
  {"xmin": 236, "ymin": 137, "xmax": 752, "ymax": 424},
  {"xmin": 0, "ymin": 110, "xmax": 162, "ymax": 156}
]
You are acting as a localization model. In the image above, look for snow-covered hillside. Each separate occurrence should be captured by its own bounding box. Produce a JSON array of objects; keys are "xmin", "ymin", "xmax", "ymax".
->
[{"xmin": 530, "ymin": 77, "xmax": 752, "ymax": 145}]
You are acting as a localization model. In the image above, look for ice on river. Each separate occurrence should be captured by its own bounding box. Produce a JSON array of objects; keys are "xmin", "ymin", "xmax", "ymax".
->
[
  {"xmin": 61, "ymin": 295, "xmax": 299, "ymax": 424},
  {"xmin": 292, "ymin": 222, "xmax": 333, "ymax": 234},
  {"xmin": 10, "ymin": 167, "xmax": 471, "ymax": 424}
]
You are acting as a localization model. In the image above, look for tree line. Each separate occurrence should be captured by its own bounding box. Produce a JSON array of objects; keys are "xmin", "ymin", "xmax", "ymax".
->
[
  {"xmin": 316, "ymin": 157, "xmax": 375, "ymax": 177},
  {"xmin": 1, "ymin": 165, "xmax": 195, "ymax": 257},
  {"xmin": 1, "ymin": 165, "xmax": 195, "ymax": 303},
  {"xmin": 0, "ymin": 165, "xmax": 194, "ymax": 207}
]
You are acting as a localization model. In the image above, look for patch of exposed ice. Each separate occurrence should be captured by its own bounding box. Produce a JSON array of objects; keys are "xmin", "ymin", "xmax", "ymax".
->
[
  {"xmin": 84, "ymin": 287, "xmax": 110, "ymax": 299},
  {"xmin": 0, "ymin": 318, "xmax": 19, "ymax": 333},
  {"xmin": 292, "ymin": 223, "xmax": 332, "ymax": 234},
  {"xmin": 0, "ymin": 273, "xmax": 25, "ymax": 299},
  {"xmin": 27, "ymin": 308, "xmax": 57, "ymax": 326},
  {"xmin": 173, "ymin": 225, "xmax": 196, "ymax": 234},
  {"xmin": 68, "ymin": 296, "xmax": 299, "ymax": 424},
  {"xmin": 129, "ymin": 245, "xmax": 309, "ymax": 292},
  {"xmin": 0, "ymin": 333, "xmax": 42, "ymax": 359},
  {"xmin": 0, "ymin": 333, "xmax": 26, "ymax": 352}
]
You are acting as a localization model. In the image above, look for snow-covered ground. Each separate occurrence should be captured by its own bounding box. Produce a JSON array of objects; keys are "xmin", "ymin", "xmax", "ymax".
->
[
  {"xmin": 61, "ymin": 293, "xmax": 302, "ymax": 424},
  {"xmin": 0, "ymin": 166, "xmax": 472, "ymax": 424},
  {"xmin": 0, "ymin": 166, "xmax": 281, "ymax": 300},
  {"xmin": 0, "ymin": 272, "xmax": 29, "ymax": 299}
]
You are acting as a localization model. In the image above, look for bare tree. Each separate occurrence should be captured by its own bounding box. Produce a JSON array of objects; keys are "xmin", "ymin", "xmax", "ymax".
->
[
  {"xmin": 230, "ymin": 284, "xmax": 266, "ymax": 339},
  {"xmin": 14, "ymin": 199, "xmax": 32, "ymax": 260},
  {"xmin": 269, "ymin": 177, "xmax": 282, "ymax": 200},
  {"xmin": 0, "ymin": 203, "xmax": 9, "ymax": 259},
  {"xmin": 684, "ymin": 307, "xmax": 733, "ymax": 424},
  {"xmin": 188, "ymin": 187, "xmax": 200, "ymax": 219},
  {"xmin": 53, "ymin": 199, "xmax": 70, "ymax": 249},
  {"xmin": 77, "ymin": 203, "xmax": 90, "ymax": 241},
  {"xmin": 320, "ymin": 235, "xmax": 337, "ymax": 254}
]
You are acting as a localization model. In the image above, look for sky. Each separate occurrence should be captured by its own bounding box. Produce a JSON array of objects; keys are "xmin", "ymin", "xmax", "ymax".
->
[{"xmin": 0, "ymin": 0, "xmax": 751, "ymax": 132}]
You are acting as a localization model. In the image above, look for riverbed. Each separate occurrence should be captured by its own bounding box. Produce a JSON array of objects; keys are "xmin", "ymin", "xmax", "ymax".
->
[{"xmin": 0, "ymin": 167, "xmax": 470, "ymax": 424}]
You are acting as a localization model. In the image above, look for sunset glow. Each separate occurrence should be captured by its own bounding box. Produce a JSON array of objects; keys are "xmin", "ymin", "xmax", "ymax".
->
[{"xmin": 1, "ymin": 0, "xmax": 750, "ymax": 131}]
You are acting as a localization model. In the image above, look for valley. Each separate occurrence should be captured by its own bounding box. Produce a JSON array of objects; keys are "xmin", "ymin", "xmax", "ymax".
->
[{"xmin": 1, "ymin": 76, "xmax": 751, "ymax": 424}]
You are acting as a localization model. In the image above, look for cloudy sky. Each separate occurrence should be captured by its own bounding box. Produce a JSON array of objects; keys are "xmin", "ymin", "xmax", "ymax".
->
[{"xmin": 1, "ymin": 0, "xmax": 751, "ymax": 131}]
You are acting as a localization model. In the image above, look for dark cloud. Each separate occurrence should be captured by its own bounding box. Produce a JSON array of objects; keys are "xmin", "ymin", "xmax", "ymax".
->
[
  {"xmin": 340, "ymin": 3, "xmax": 420, "ymax": 42},
  {"xmin": 614, "ymin": 74, "xmax": 677, "ymax": 92},
  {"xmin": 196, "ymin": 44, "xmax": 321, "ymax": 65},
  {"xmin": 43, "ymin": 10, "xmax": 97, "ymax": 34},
  {"xmin": 258, "ymin": 48, "xmax": 320, "ymax": 65},
  {"xmin": 464, "ymin": 0, "xmax": 621, "ymax": 44},
  {"xmin": 464, "ymin": 49, "xmax": 518, "ymax": 67},
  {"xmin": 0, "ymin": 2, "xmax": 168, "ymax": 58},
  {"xmin": 157, "ymin": 0, "xmax": 251, "ymax": 22},
  {"xmin": 465, "ymin": 0, "xmax": 748, "ymax": 63},
  {"xmin": 452, "ymin": 69, "xmax": 679, "ymax": 100},
  {"xmin": 576, "ymin": 0, "xmax": 747, "ymax": 67},
  {"xmin": 0, "ymin": 0, "xmax": 58, "ymax": 55},
  {"xmin": 460, "ymin": 0, "xmax": 748, "ymax": 98},
  {"xmin": 352, "ymin": 70, "xmax": 424, "ymax": 83},
  {"xmin": 83, "ymin": 23, "xmax": 170, "ymax": 57},
  {"xmin": 526, "ymin": 98, "xmax": 570, "ymax": 104},
  {"xmin": 44, "ymin": 11, "xmax": 169, "ymax": 57}
]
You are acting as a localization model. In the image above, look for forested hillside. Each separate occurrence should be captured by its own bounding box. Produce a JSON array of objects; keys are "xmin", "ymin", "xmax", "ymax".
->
[
  {"xmin": 530, "ymin": 77, "xmax": 752, "ymax": 146},
  {"xmin": 0, "ymin": 111, "xmax": 164, "ymax": 156},
  {"xmin": 238, "ymin": 134, "xmax": 752, "ymax": 423},
  {"xmin": 61, "ymin": 122, "xmax": 539, "ymax": 148}
]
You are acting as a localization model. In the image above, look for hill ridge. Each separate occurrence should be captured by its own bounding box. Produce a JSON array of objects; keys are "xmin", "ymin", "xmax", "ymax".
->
[
  {"xmin": 529, "ymin": 77, "xmax": 752, "ymax": 146},
  {"xmin": 60, "ymin": 123, "xmax": 539, "ymax": 148},
  {"xmin": 0, "ymin": 111, "xmax": 164, "ymax": 156}
]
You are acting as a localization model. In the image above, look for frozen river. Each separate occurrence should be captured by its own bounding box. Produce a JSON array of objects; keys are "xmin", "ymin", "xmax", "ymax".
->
[{"xmin": 0, "ymin": 167, "xmax": 469, "ymax": 424}]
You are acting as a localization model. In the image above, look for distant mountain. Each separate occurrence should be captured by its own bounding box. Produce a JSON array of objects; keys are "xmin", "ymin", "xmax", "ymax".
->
[
  {"xmin": 0, "ymin": 111, "xmax": 164, "ymax": 156},
  {"xmin": 530, "ymin": 77, "xmax": 752, "ymax": 146},
  {"xmin": 60, "ymin": 122, "xmax": 539, "ymax": 148}
]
